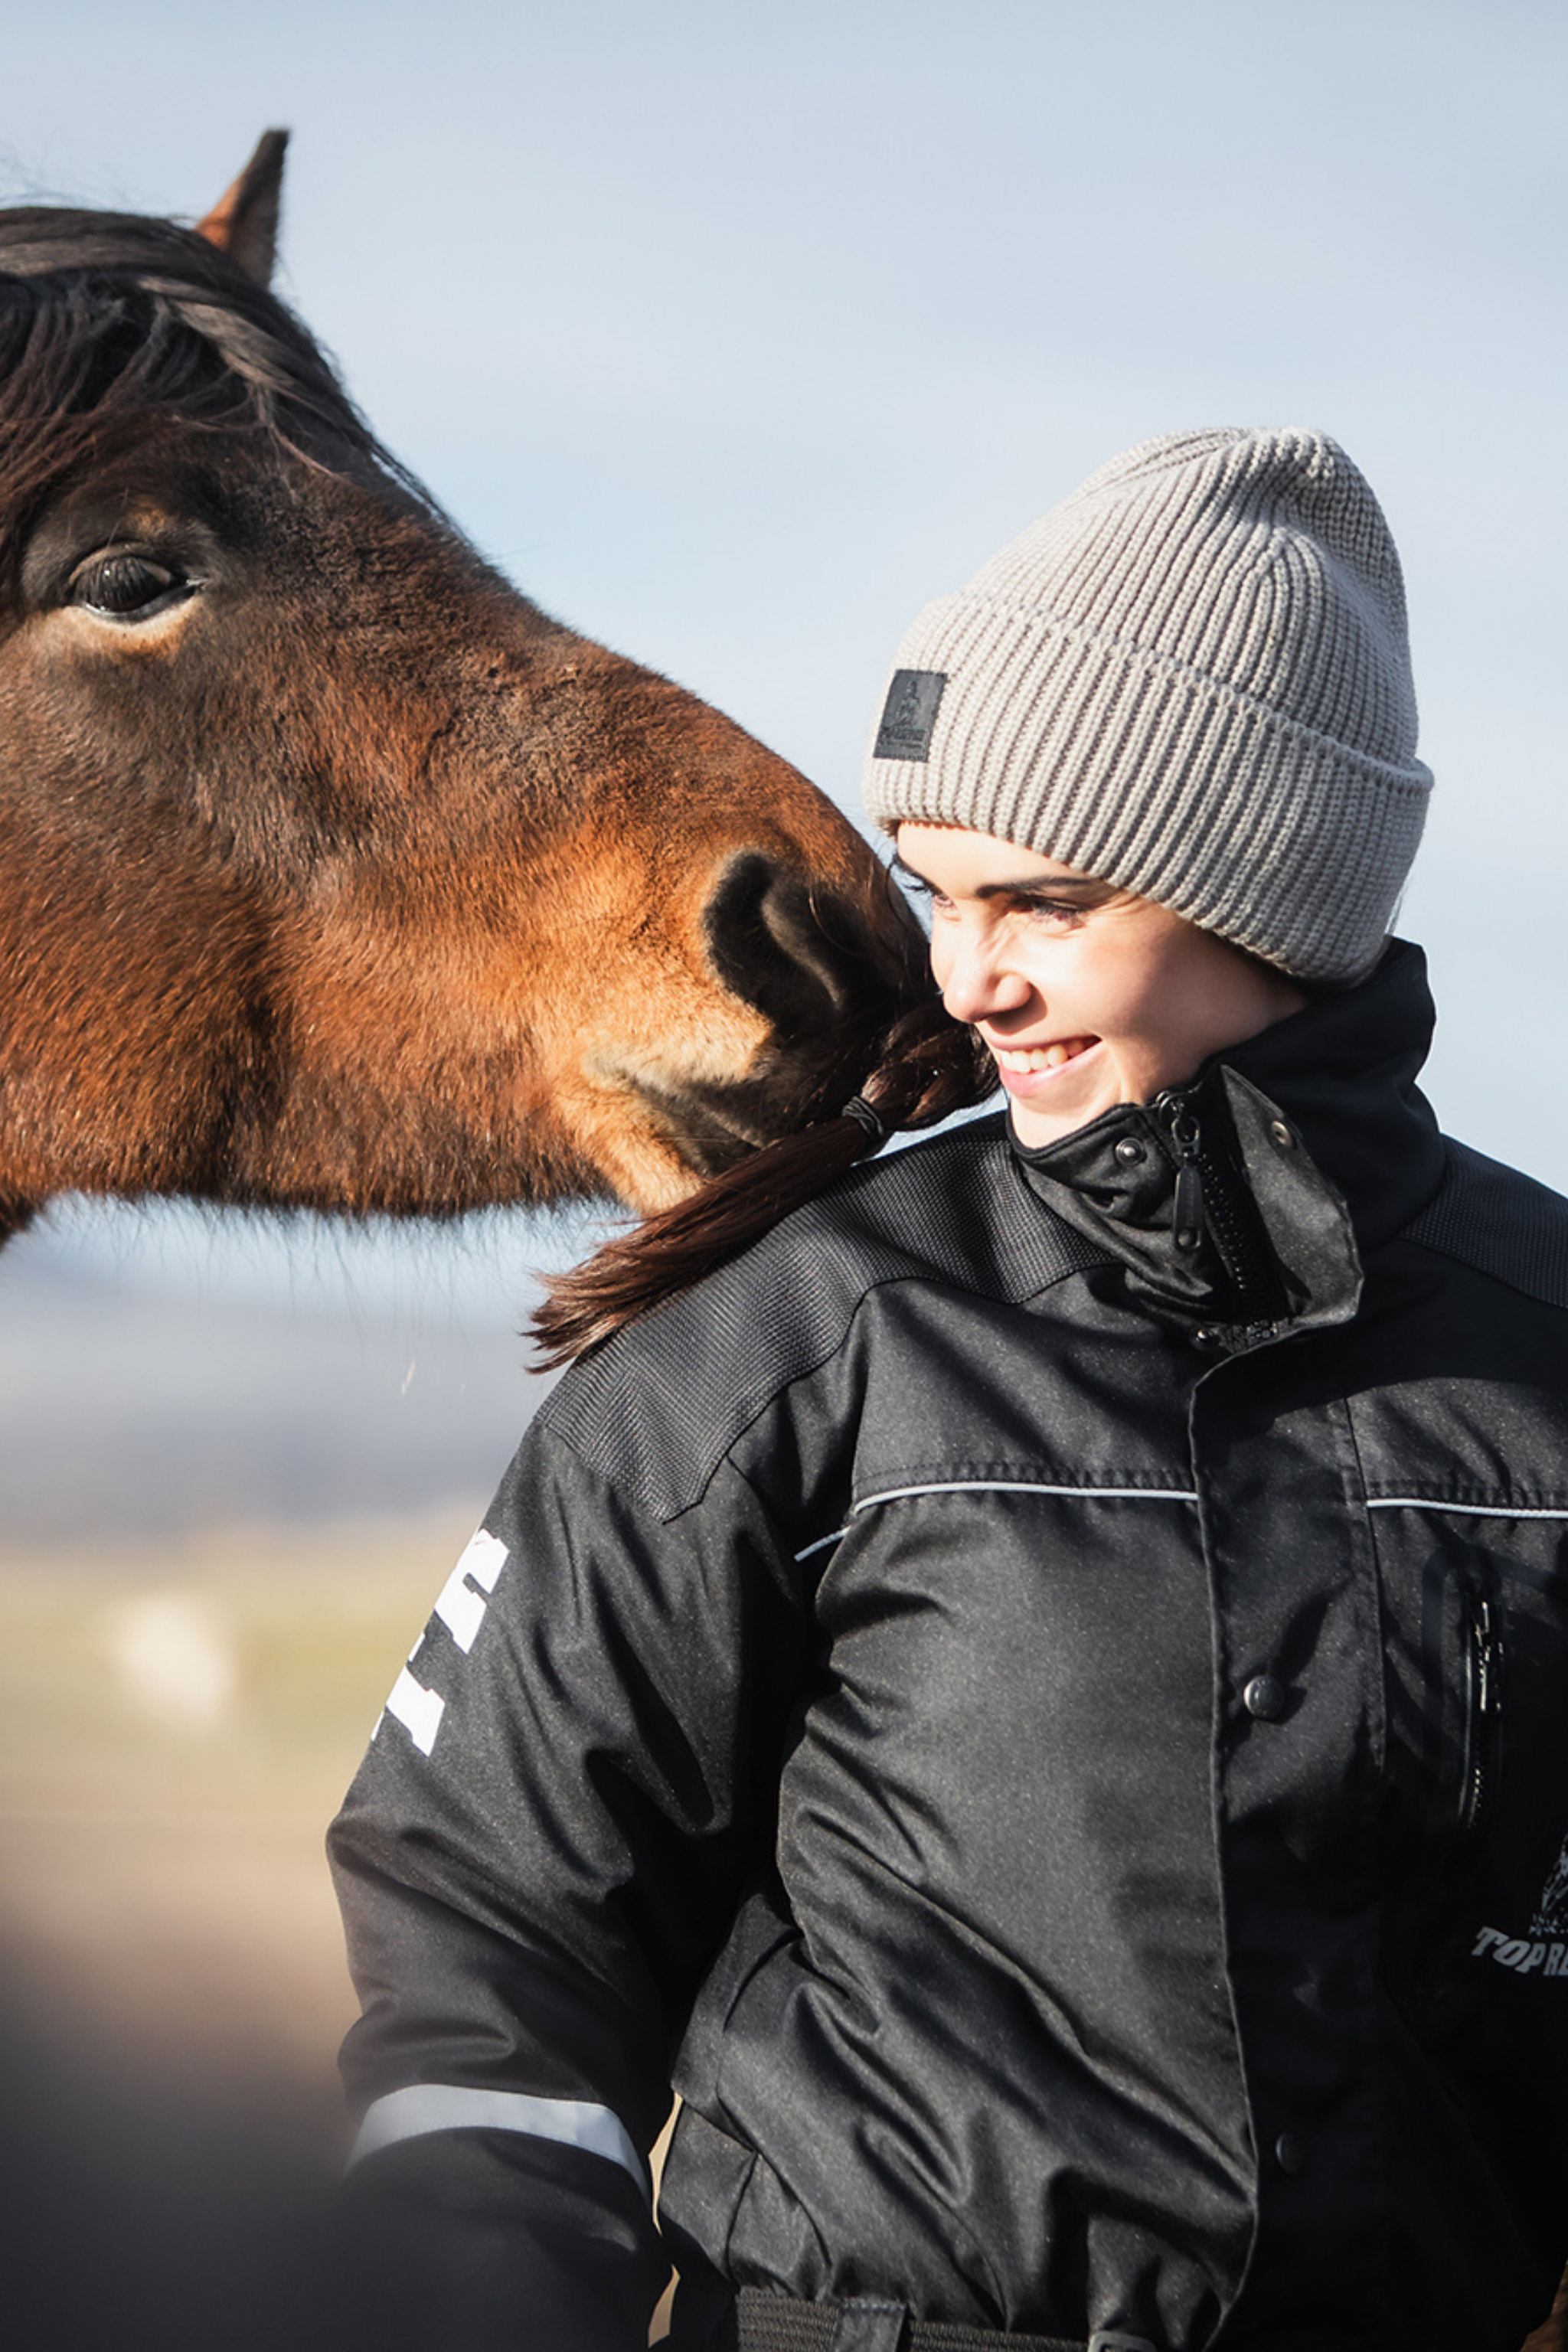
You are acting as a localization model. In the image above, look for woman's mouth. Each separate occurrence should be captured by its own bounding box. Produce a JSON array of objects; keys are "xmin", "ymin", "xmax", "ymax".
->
[{"xmin": 991, "ymin": 1037, "xmax": 1101, "ymax": 1088}]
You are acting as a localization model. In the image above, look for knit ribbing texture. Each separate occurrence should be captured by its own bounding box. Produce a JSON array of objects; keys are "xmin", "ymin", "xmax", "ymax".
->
[{"xmin": 864, "ymin": 427, "xmax": 1432, "ymax": 983}]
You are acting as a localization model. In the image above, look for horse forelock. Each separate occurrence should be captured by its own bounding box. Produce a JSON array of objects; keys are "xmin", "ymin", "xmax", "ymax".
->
[{"xmin": 0, "ymin": 205, "xmax": 429, "ymax": 545}]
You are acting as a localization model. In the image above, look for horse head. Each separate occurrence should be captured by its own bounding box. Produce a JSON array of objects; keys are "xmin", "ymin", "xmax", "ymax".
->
[{"xmin": 0, "ymin": 134, "xmax": 926, "ymax": 1236}]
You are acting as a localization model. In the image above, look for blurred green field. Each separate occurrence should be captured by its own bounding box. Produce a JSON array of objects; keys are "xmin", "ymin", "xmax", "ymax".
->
[{"xmin": 0, "ymin": 1511, "xmax": 469, "ymax": 2114}]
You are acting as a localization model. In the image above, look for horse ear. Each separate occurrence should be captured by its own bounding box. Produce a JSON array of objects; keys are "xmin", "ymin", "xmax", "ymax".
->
[{"xmin": 195, "ymin": 129, "xmax": 289, "ymax": 288}]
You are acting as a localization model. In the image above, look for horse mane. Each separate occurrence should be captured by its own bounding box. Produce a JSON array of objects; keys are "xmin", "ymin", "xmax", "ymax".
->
[{"xmin": 0, "ymin": 207, "xmax": 431, "ymax": 566}]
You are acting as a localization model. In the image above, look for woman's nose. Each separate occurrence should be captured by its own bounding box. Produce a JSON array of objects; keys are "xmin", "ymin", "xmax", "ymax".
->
[{"xmin": 933, "ymin": 929, "xmax": 1033, "ymax": 1027}]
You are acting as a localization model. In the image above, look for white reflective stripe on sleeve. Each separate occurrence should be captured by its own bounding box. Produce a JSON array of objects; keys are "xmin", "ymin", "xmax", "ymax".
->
[
  {"xmin": 1367, "ymin": 1497, "xmax": 1568, "ymax": 1521},
  {"xmin": 794, "ymin": 1483, "xmax": 1197, "ymax": 1561},
  {"xmin": 348, "ymin": 2083, "xmax": 646, "ymax": 2194},
  {"xmin": 852, "ymin": 1479, "xmax": 1200, "ymax": 1513},
  {"xmin": 384, "ymin": 1666, "xmax": 446, "ymax": 1756},
  {"xmin": 794, "ymin": 1526, "xmax": 849, "ymax": 1563}
]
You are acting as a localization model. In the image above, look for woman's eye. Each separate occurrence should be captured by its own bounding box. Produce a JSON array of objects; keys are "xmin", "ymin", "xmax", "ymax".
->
[{"xmin": 69, "ymin": 553, "xmax": 190, "ymax": 619}]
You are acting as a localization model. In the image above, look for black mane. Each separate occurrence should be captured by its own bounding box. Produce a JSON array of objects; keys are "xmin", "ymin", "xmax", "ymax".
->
[{"xmin": 0, "ymin": 205, "xmax": 425, "ymax": 564}]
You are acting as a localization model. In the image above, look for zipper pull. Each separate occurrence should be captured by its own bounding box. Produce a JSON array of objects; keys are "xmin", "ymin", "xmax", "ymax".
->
[
  {"xmin": 1459, "ymin": 1576, "xmax": 1502, "ymax": 1838},
  {"xmin": 1472, "ymin": 1592, "xmax": 1499, "ymax": 1722},
  {"xmin": 1165, "ymin": 1100, "xmax": 1205, "ymax": 1253}
]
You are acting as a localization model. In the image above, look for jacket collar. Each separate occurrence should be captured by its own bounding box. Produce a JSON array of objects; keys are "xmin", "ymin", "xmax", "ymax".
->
[
  {"xmin": 1210, "ymin": 937, "xmax": 1446, "ymax": 1253},
  {"xmin": 1009, "ymin": 939, "xmax": 1447, "ymax": 1331}
]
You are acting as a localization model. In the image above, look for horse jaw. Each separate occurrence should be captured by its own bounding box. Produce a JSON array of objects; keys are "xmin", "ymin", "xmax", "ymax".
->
[
  {"xmin": 194, "ymin": 131, "xmax": 288, "ymax": 289},
  {"xmin": 536, "ymin": 846, "xmax": 923, "ymax": 1214}
]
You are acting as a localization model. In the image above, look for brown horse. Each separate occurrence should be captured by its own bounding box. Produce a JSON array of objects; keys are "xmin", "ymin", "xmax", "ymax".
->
[{"xmin": 0, "ymin": 133, "xmax": 921, "ymax": 1248}]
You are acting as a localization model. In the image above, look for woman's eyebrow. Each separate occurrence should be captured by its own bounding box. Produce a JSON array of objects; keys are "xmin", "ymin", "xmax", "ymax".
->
[
  {"xmin": 976, "ymin": 874, "xmax": 1104, "ymax": 899},
  {"xmin": 891, "ymin": 856, "xmax": 1105, "ymax": 900}
]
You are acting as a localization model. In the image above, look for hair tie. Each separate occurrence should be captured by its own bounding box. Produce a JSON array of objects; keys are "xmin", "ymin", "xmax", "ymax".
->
[{"xmin": 840, "ymin": 1096, "xmax": 887, "ymax": 1151}]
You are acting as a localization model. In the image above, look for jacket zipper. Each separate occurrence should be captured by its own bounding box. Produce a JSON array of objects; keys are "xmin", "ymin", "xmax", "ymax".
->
[
  {"xmin": 1458, "ymin": 1573, "xmax": 1503, "ymax": 1841},
  {"xmin": 1161, "ymin": 1099, "xmax": 1206, "ymax": 1254},
  {"xmin": 1155, "ymin": 1090, "xmax": 1281, "ymax": 1325}
]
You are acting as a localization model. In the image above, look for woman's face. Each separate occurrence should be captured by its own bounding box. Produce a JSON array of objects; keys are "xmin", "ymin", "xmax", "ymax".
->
[{"xmin": 895, "ymin": 823, "xmax": 1308, "ymax": 1149}]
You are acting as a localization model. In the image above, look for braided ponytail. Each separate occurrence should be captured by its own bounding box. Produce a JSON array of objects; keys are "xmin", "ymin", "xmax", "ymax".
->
[{"xmin": 530, "ymin": 997, "xmax": 995, "ymax": 1367}]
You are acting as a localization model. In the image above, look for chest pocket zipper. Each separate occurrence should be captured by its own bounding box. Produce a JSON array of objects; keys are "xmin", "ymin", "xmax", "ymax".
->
[{"xmin": 1458, "ymin": 1570, "xmax": 1504, "ymax": 1841}]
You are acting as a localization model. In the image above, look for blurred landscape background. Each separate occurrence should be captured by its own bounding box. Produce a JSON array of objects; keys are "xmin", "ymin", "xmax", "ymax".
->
[
  {"xmin": 0, "ymin": 2, "xmax": 1564, "ymax": 2330},
  {"xmin": 0, "ymin": 1217, "xmax": 568, "ymax": 2339},
  {"xmin": 0, "ymin": 1212, "xmax": 554, "ymax": 2093}
]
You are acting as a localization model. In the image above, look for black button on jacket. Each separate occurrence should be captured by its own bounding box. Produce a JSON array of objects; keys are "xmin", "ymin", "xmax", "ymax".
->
[{"xmin": 330, "ymin": 942, "xmax": 1568, "ymax": 2352}]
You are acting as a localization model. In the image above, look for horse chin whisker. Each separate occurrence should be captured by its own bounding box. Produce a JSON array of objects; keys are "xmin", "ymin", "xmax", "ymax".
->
[{"xmin": 599, "ymin": 1074, "xmax": 770, "ymax": 1185}]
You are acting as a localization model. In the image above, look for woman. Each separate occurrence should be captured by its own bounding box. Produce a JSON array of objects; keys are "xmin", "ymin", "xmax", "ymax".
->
[{"xmin": 330, "ymin": 430, "xmax": 1568, "ymax": 2352}]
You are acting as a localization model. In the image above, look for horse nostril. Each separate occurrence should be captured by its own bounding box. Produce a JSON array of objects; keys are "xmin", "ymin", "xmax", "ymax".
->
[
  {"xmin": 704, "ymin": 851, "xmax": 877, "ymax": 1039},
  {"xmin": 624, "ymin": 851, "xmax": 931, "ymax": 1176}
]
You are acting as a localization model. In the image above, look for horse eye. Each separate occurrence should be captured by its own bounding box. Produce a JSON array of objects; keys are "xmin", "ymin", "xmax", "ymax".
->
[{"xmin": 70, "ymin": 554, "xmax": 189, "ymax": 619}]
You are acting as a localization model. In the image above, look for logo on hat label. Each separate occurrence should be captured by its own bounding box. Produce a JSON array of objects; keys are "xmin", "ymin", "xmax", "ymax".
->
[{"xmin": 874, "ymin": 669, "xmax": 947, "ymax": 763}]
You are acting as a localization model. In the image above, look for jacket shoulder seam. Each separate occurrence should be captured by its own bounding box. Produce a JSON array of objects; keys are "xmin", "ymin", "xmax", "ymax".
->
[
  {"xmin": 537, "ymin": 1126, "xmax": 1105, "ymax": 1521},
  {"xmin": 547, "ymin": 1248, "xmax": 1102, "ymax": 1527}
]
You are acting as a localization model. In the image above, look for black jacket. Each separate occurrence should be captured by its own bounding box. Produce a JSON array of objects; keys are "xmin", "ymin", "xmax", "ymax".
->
[{"xmin": 330, "ymin": 942, "xmax": 1568, "ymax": 2352}]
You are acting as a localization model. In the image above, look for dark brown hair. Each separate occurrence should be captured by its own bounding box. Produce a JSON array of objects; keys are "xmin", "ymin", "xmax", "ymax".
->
[{"xmin": 531, "ymin": 995, "xmax": 996, "ymax": 1366}]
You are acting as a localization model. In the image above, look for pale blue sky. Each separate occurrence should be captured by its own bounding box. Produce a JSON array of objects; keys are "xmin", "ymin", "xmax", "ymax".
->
[{"xmin": 4, "ymin": 0, "xmax": 1565, "ymax": 1316}]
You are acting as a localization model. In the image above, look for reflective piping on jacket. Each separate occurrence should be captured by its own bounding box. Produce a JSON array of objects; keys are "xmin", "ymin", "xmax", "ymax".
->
[
  {"xmin": 1366, "ymin": 1497, "xmax": 1568, "ymax": 1521},
  {"xmin": 855, "ymin": 1478, "xmax": 1200, "ymax": 1512},
  {"xmin": 348, "ymin": 2084, "xmax": 646, "ymax": 2194},
  {"xmin": 793, "ymin": 1479, "xmax": 1199, "ymax": 1561}
]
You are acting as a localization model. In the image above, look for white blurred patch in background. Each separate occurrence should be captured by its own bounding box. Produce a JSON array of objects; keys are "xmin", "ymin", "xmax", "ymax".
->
[{"xmin": 106, "ymin": 1593, "xmax": 238, "ymax": 1734}]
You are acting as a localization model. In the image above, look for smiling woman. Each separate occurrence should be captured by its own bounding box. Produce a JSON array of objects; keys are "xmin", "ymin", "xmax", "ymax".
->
[
  {"xmin": 893, "ymin": 827, "xmax": 1305, "ymax": 1148},
  {"xmin": 335, "ymin": 426, "xmax": 1568, "ymax": 2352}
]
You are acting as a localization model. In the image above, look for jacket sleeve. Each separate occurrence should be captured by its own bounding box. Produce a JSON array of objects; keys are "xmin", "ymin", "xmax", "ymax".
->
[{"xmin": 328, "ymin": 1407, "xmax": 815, "ymax": 2350}]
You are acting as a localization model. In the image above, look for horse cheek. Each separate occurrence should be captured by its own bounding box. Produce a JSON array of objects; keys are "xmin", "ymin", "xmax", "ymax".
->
[{"xmin": 0, "ymin": 839, "xmax": 270, "ymax": 1204}]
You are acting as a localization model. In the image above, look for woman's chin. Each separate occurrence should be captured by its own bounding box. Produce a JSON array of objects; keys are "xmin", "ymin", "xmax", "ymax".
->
[{"xmin": 997, "ymin": 1047, "xmax": 1119, "ymax": 1148}]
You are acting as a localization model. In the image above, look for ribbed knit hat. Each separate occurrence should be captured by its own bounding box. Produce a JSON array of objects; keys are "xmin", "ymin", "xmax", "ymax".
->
[{"xmin": 863, "ymin": 427, "xmax": 1432, "ymax": 983}]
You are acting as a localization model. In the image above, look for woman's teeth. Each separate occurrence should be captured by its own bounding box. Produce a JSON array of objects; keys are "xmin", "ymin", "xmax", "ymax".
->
[{"xmin": 995, "ymin": 1040, "xmax": 1092, "ymax": 1073}]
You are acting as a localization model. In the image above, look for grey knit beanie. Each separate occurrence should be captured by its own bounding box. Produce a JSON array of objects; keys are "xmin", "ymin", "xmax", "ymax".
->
[{"xmin": 863, "ymin": 427, "xmax": 1432, "ymax": 983}]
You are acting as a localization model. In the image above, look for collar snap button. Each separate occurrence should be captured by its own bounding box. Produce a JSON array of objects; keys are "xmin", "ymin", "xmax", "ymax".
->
[
  {"xmin": 1114, "ymin": 1138, "xmax": 1146, "ymax": 1165},
  {"xmin": 1275, "ymin": 2131, "xmax": 1305, "ymax": 2175},
  {"xmin": 1269, "ymin": 1119, "xmax": 1296, "ymax": 1149},
  {"xmin": 1244, "ymin": 1672, "xmax": 1286, "ymax": 1720}
]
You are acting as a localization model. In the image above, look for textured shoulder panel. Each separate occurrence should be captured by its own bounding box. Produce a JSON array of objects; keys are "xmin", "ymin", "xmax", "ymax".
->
[
  {"xmin": 1400, "ymin": 1138, "xmax": 1568, "ymax": 1312},
  {"xmin": 541, "ymin": 1117, "xmax": 1107, "ymax": 1518}
]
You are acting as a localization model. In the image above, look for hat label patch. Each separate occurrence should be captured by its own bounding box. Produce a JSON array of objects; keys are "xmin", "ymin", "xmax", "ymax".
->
[{"xmin": 874, "ymin": 669, "xmax": 947, "ymax": 763}]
